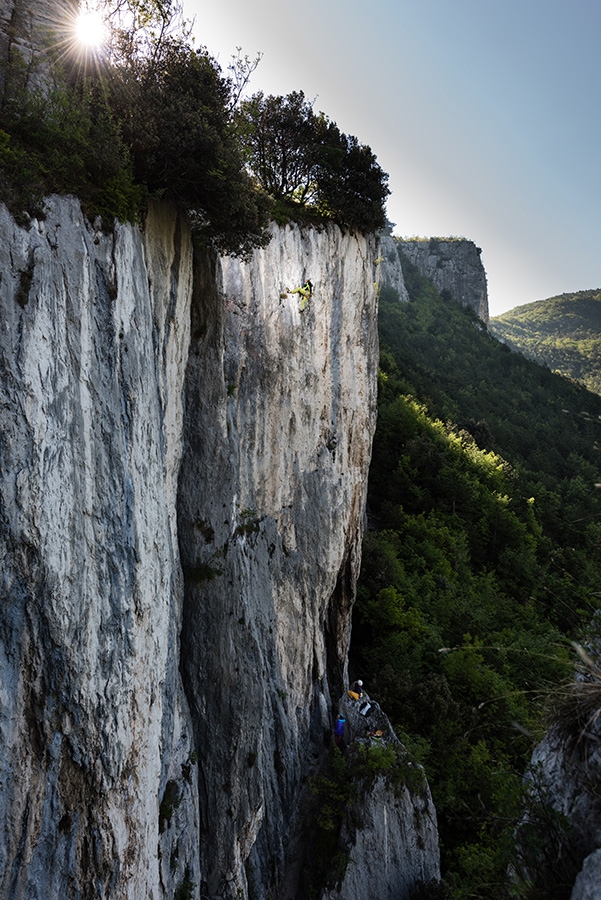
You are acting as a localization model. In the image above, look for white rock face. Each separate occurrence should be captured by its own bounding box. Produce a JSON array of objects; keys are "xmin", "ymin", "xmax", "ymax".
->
[
  {"xmin": 178, "ymin": 222, "xmax": 381, "ymax": 898},
  {"xmin": 0, "ymin": 197, "xmax": 199, "ymax": 899},
  {"xmin": 324, "ymin": 777, "xmax": 439, "ymax": 900},
  {"xmin": 398, "ymin": 238, "xmax": 489, "ymax": 323}
]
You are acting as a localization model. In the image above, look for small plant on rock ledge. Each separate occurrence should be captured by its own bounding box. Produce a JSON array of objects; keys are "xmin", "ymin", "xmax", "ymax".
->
[
  {"xmin": 349, "ymin": 740, "xmax": 427, "ymax": 797},
  {"xmin": 174, "ymin": 869, "xmax": 195, "ymax": 900},
  {"xmin": 159, "ymin": 780, "xmax": 181, "ymax": 833}
]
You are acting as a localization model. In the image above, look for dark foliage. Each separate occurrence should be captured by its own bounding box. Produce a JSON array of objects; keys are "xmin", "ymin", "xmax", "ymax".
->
[
  {"xmin": 0, "ymin": 50, "xmax": 142, "ymax": 223},
  {"xmin": 316, "ymin": 127, "xmax": 390, "ymax": 232},
  {"xmin": 235, "ymin": 91, "xmax": 318, "ymax": 202},
  {"xmin": 0, "ymin": 29, "xmax": 271, "ymax": 255},
  {"xmin": 236, "ymin": 90, "xmax": 389, "ymax": 233},
  {"xmin": 107, "ymin": 38, "xmax": 272, "ymax": 255}
]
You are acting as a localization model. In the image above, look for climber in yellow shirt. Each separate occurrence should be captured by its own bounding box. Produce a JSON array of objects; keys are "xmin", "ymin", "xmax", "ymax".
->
[{"xmin": 288, "ymin": 279, "xmax": 313, "ymax": 311}]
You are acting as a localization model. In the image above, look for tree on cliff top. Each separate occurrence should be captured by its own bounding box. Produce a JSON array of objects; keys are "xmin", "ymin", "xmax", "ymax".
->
[
  {"xmin": 106, "ymin": 38, "xmax": 271, "ymax": 255},
  {"xmin": 236, "ymin": 90, "xmax": 389, "ymax": 234}
]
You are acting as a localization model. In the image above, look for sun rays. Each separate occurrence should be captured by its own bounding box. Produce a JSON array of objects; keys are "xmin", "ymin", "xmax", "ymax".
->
[
  {"xmin": 45, "ymin": 1, "xmax": 111, "ymax": 71},
  {"xmin": 75, "ymin": 5, "xmax": 108, "ymax": 50}
]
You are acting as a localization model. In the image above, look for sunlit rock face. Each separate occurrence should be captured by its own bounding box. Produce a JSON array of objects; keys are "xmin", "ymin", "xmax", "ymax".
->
[
  {"xmin": 397, "ymin": 237, "xmax": 489, "ymax": 323},
  {"xmin": 178, "ymin": 222, "xmax": 381, "ymax": 899},
  {"xmin": 0, "ymin": 197, "xmax": 199, "ymax": 900}
]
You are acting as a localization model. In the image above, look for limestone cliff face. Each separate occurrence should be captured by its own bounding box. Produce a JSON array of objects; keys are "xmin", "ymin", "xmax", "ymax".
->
[
  {"xmin": 397, "ymin": 237, "xmax": 489, "ymax": 323},
  {"xmin": 0, "ymin": 201, "xmax": 440, "ymax": 899},
  {"xmin": 0, "ymin": 197, "xmax": 199, "ymax": 899},
  {"xmin": 178, "ymin": 222, "xmax": 380, "ymax": 898},
  {"xmin": 378, "ymin": 234, "xmax": 409, "ymax": 302}
]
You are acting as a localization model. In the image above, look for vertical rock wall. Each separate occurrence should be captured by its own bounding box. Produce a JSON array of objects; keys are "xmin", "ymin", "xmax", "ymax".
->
[
  {"xmin": 0, "ymin": 201, "xmax": 440, "ymax": 899},
  {"xmin": 178, "ymin": 223, "xmax": 380, "ymax": 899},
  {"xmin": 378, "ymin": 234, "xmax": 409, "ymax": 302},
  {"xmin": 0, "ymin": 197, "xmax": 199, "ymax": 899}
]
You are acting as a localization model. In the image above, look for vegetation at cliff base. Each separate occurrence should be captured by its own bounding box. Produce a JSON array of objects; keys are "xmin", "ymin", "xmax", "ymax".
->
[
  {"xmin": 490, "ymin": 290, "xmax": 601, "ymax": 395},
  {"xmin": 0, "ymin": 0, "xmax": 388, "ymax": 242},
  {"xmin": 352, "ymin": 250, "xmax": 601, "ymax": 897}
]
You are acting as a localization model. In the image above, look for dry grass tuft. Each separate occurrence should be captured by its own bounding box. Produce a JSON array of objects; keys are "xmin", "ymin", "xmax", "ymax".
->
[{"xmin": 548, "ymin": 642, "xmax": 601, "ymax": 758}]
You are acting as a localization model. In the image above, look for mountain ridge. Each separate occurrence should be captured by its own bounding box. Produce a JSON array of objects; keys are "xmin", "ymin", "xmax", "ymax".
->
[{"xmin": 490, "ymin": 289, "xmax": 601, "ymax": 394}]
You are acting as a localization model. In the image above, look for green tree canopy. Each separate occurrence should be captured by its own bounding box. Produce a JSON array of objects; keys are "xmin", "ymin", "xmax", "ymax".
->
[
  {"xmin": 107, "ymin": 38, "xmax": 271, "ymax": 255},
  {"xmin": 235, "ymin": 91, "xmax": 318, "ymax": 203},
  {"xmin": 236, "ymin": 90, "xmax": 389, "ymax": 233}
]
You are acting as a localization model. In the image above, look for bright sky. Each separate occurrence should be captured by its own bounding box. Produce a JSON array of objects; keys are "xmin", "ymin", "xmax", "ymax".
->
[{"xmin": 184, "ymin": 0, "xmax": 601, "ymax": 316}]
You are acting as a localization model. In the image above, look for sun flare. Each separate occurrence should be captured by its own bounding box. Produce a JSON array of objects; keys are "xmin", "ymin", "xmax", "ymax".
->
[{"xmin": 75, "ymin": 7, "xmax": 107, "ymax": 49}]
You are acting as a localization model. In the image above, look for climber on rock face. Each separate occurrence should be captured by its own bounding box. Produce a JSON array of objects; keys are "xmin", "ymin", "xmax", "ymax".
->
[{"xmin": 288, "ymin": 279, "xmax": 313, "ymax": 311}]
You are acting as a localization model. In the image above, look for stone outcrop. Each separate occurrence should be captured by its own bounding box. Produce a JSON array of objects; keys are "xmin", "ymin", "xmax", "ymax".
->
[
  {"xmin": 397, "ymin": 237, "xmax": 489, "ymax": 323},
  {"xmin": 378, "ymin": 234, "xmax": 409, "ymax": 303},
  {"xmin": 519, "ymin": 723, "xmax": 601, "ymax": 899},
  {"xmin": 321, "ymin": 694, "xmax": 440, "ymax": 900}
]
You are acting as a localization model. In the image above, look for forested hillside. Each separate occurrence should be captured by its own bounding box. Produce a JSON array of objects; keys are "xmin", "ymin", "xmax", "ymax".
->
[
  {"xmin": 352, "ymin": 251, "xmax": 601, "ymax": 898},
  {"xmin": 490, "ymin": 290, "xmax": 601, "ymax": 395}
]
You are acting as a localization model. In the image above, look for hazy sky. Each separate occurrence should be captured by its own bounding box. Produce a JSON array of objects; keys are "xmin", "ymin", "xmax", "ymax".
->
[{"xmin": 183, "ymin": 0, "xmax": 601, "ymax": 316}]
